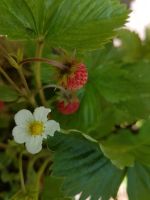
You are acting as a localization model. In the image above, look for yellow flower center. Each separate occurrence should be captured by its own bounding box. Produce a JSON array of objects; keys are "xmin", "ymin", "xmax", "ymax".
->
[{"xmin": 29, "ymin": 121, "xmax": 44, "ymax": 136}]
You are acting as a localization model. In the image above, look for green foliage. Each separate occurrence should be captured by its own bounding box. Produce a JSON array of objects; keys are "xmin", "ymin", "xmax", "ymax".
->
[
  {"xmin": 0, "ymin": 85, "xmax": 19, "ymax": 102},
  {"xmin": 48, "ymin": 132, "xmax": 126, "ymax": 200},
  {"xmin": 0, "ymin": 0, "xmax": 128, "ymax": 51},
  {"xmin": 100, "ymin": 119, "xmax": 150, "ymax": 168},
  {"xmin": 127, "ymin": 163, "xmax": 150, "ymax": 200}
]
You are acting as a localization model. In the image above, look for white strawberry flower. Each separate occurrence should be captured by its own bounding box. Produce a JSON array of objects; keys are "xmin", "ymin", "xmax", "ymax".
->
[{"xmin": 12, "ymin": 107, "xmax": 60, "ymax": 154}]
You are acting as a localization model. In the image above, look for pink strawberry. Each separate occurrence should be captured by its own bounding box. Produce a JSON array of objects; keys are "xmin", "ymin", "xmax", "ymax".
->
[
  {"xmin": 59, "ymin": 63, "xmax": 88, "ymax": 90},
  {"xmin": 57, "ymin": 99, "xmax": 80, "ymax": 115}
]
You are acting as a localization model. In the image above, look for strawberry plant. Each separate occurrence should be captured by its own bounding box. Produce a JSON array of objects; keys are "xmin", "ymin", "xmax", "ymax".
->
[{"xmin": 0, "ymin": 0, "xmax": 150, "ymax": 200}]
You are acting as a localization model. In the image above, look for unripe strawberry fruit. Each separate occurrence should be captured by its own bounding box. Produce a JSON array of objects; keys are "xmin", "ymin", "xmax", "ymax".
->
[
  {"xmin": 0, "ymin": 101, "xmax": 4, "ymax": 110},
  {"xmin": 57, "ymin": 99, "xmax": 80, "ymax": 115},
  {"xmin": 59, "ymin": 63, "xmax": 88, "ymax": 90}
]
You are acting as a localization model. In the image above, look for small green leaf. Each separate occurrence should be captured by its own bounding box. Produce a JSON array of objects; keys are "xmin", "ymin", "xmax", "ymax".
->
[
  {"xmin": 48, "ymin": 132, "xmax": 126, "ymax": 200},
  {"xmin": 0, "ymin": 85, "xmax": 19, "ymax": 102}
]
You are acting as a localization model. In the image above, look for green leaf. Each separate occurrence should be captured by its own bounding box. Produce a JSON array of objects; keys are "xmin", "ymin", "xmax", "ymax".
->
[
  {"xmin": 0, "ymin": 0, "xmax": 128, "ymax": 51},
  {"xmin": 46, "ymin": 0, "xmax": 128, "ymax": 51},
  {"xmin": 42, "ymin": 176, "xmax": 72, "ymax": 200},
  {"xmin": 48, "ymin": 132, "xmax": 126, "ymax": 200},
  {"xmin": 0, "ymin": 85, "xmax": 19, "ymax": 102},
  {"xmin": 90, "ymin": 64, "xmax": 150, "ymax": 103},
  {"xmin": 127, "ymin": 163, "xmax": 150, "ymax": 200},
  {"xmin": 100, "ymin": 119, "xmax": 150, "ymax": 169}
]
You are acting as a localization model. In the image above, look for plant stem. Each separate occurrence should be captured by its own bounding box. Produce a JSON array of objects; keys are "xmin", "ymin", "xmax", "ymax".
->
[
  {"xmin": 28, "ymin": 151, "xmax": 50, "ymax": 173},
  {"xmin": 0, "ymin": 66, "xmax": 37, "ymax": 107},
  {"xmin": 36, "ymin": 159, "xmax": 51, "ymax": 198},
  {"xmin": 34, "ymin": 41, "xmax": 47, "ymax": 106},
  {"xmin": 17, "ymin": 66, "xmax": 37, "ymax": 107},
  {"xmin": 0, "ymin": 67, "xmax": 23, "ymax": 94},
  {"xmin": 19, "ymin": 153, "xmax": 26, "ymax": 193},
  {"xmin": 18, "ymin": 67, "xmax": 30, "ymax": 94},
  {"xmin": 19, "ymin": 58, "xmax": 66, "ymax": 70}
]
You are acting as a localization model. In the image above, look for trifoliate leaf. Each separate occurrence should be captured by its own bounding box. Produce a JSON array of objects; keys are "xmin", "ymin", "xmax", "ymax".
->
[
  {"xmin": 48, "ymin": 132, "xmax": 126, "ymax": 200},
  {"xmin": 0, "ymin": 0, "xmax": 128, "ymax": 51}
]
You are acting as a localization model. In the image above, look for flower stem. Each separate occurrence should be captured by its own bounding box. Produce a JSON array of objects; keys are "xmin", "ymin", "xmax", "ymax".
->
[
  {"xmin": 34, "ymin": 41, "xmax": 47, "ymax": 106},
  {"xmin": 36, "ymin": 159, "xmax": 51, "ymax": 197},
  {"xmin": 0, "ymin": 66, "xmax": 37, "ymax": 107},
  {"xmin": 0, "ymin": 66, "xmax": 23, "ymax": 94},
  {"xmin": 19, "ymin": 153, "xmax": 26, "ymax": 193},
  {"xmin": 28, "ymin": 151, "xmax": 50, "ymax": 173}
]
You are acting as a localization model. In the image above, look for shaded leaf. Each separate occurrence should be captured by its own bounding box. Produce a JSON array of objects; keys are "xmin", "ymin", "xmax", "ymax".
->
[
  {"xmin": 127, "ymin": 163, "xmax": 150, "ymax": 200},
  {"xmin": 48, "ymin": 132, "xmax": 126, "ymax": 200}
]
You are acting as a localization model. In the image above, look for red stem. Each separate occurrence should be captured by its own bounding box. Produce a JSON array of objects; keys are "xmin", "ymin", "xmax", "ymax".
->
[{"xmin": 19, "ymin": 58, "xmax": 66, "ymax": 70}]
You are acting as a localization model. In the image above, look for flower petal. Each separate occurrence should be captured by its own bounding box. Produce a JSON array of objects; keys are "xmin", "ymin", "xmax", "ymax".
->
[
  {"xmin": 44, "ymin": 120, "xmax": 60, "ymax": 137},
  {"xmin": 15, "ymin": 109, "xmax": 34, "ymax": 126},
  {"xmin": 33, "ymin": 107, "xmax": 51, "ymax": 123},
  {"xmin": 25, "ymin": 136, "xmax": 43, "ymax": 154},
  {"xmin": 12, "ymin": 126, "xmax": 28, "ymax": 144}
]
